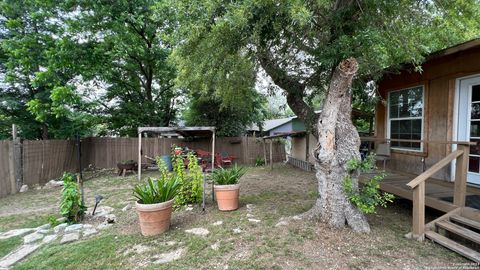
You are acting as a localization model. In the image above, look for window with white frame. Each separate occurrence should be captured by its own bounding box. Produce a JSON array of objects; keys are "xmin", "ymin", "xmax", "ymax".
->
[{"xmin": 388, "ymin": 86, "xmax": 424, "ymax": 151}]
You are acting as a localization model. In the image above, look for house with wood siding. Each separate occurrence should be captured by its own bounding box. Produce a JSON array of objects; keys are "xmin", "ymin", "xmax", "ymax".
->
[{"xmin": 374, "ymin": 38, "xmax": 480, "ymax": 185}]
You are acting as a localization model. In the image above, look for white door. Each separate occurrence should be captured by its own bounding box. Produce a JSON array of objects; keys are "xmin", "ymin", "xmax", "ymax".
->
[{"xmin": 456, "ymin": 75, "xmax": 480, "ymax": 185}]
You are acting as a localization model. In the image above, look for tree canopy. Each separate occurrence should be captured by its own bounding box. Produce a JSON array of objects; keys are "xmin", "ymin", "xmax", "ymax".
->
[
  {"xmin": 1, "ymin": 0, "xmax": 479, "ymax": 139},
  {"xmin": 172, "ymin": 0, "xmax": 480, "ymax": 135}
]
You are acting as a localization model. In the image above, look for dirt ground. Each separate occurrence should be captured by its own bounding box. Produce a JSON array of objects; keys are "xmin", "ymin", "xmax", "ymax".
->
[{"xmin": 0, "ymin": 164, "xmax": 473, "ymax": 269}]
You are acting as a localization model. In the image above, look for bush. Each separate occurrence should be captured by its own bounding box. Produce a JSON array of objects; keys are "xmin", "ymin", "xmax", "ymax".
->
[
  {"xmin": 133, "ymin": 176, "xmax": 181, "ymax": 204},
  {"xmin": 156, "ymin": 149, "xmax": 203, "ymax": 207},
  {"xmin": 343, "ymin": 155, "xmax": 394, "ymax": 214},
  {"xmin": 212, "ymin": 165, "xmax": 246, "ymax": 185},
  {"xmin": 60, "ymin": 172, "xmax": 86, "ymax": 223}
]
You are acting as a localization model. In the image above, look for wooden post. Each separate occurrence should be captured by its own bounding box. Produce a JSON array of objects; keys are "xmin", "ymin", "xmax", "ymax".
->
[
  {"xmin": 263, "ymin": 139, "xmax": 267, "ymax": 167},
  {"xmin": 212, "ymin": 130, "xmax": 216, "ymax": 202},
  {"xmin": 138, "ymin": 132, "xmax": 142, "ymax": 181},
  {"xmin": 270, "ymin": 139, "xmax": 273, "ymax": 170},
  {"xmin": 211, "ymin": 130, "xmax": 216, "ymax": 172},
  {"xmin": 453, "ymin": 144, "xmax": 469, "ymax": 207},
  {"xmin": 412, "ymin": 181, "xmax": 425, "ymax": 240},
  {"xmin": 305, "ymin": 133, "xmax": 310, "ymax": 162},
  {"xmin": 11, "ymin": 124, "xmax": 22, "ymax": 193}
]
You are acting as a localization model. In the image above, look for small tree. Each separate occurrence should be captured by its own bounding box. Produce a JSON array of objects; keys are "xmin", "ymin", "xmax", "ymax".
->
[{"xmin": 60, "ymin": 173, "xmax": 86, "ymax": 223}]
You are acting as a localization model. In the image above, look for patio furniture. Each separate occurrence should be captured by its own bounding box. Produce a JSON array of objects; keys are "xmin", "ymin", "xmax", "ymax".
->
[
  {"xmin": 374, "ymin": 143, "xmax": 390, "ymax": 170},
  {"xmin": 219, "ymin": 151, "xmax": 235, "ymax": 166}
]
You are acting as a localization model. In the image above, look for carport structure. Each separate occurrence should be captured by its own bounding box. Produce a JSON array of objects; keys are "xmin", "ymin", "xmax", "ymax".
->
[{"xmin": 137, "ymin": 126, "xmax": 216, "ymax": 181}]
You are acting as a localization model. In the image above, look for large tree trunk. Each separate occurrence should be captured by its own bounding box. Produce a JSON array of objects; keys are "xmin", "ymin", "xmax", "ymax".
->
[{"xmin": 307, "ymin": 58, "xmax": 370, "ymax": 233}]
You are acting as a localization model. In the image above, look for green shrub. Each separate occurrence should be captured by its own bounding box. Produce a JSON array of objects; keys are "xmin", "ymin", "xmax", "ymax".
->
[
  {"xmin": 212, "ymin": 165, "xmax": 246, "ymax": 185},
  {"xmin": 133, "ymin": 176, "xmax": 181, "ymax": 204},
  {"xmin": 60, "ymin": 172, "xmax": 86, "ymax": 223},
  {"xmin": 154, "ymin": 150, "xmax": 203, "ymax": 207},
  {"xmin": 255, "ymin": 157, "xmax": 265, "ymax": 166},
  {"xmin": 343, "ymin": 155, "xmax": 394, "ymax": 214}
]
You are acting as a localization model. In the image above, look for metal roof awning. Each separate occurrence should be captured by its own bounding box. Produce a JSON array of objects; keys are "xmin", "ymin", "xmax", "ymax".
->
[{"xmin": 138, "ymin": 126, "xmax": 215, "ymax": 138}]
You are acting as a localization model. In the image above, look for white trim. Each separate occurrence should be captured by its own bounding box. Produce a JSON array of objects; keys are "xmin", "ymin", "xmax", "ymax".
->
[
  {"xmin": 386, "ymin": 85, "xmax": 425, "ymax": 152},
  {"xmin": 452, "ymin": 73, "xmax": 480, "ymax": 182}
]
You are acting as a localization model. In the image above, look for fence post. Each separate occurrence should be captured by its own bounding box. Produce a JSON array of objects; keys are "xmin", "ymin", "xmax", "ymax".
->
[
  {"xmin": 454, "ymin": 144, "xmax": 469, "ymax": 207},
  {"xmin": 263, "ymin": 139, "xmax": 267, "ymax": 167},
  {"xmin": 11, "ymin": 124, "xmax": 23, "ymax": 193}
]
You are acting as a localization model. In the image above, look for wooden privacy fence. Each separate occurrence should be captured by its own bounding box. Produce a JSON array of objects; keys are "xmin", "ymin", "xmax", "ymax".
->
[{"xmin": 0, "ymin": 136, "xmax": 285, "ymax": 197}]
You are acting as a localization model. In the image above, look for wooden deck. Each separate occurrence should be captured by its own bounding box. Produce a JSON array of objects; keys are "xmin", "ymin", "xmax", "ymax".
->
[{"xmin": 359, "ymin": 171, "xmax": 480, "ymax": 213}]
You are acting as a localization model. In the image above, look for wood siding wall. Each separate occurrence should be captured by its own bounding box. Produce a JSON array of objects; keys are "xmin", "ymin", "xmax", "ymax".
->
[
  {"xmin": 0, "ymin": 137, "xmax": 285, "ymax": 198},
  {"xmin": 376, "ymin": 46, "xmax": 480, "ymax": 180}
]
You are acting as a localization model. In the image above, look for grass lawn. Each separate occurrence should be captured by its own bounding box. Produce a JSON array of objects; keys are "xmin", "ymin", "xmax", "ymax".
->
[{"xmin": 0, "ymin": 164, "xmax": 469, "ymax": 269}]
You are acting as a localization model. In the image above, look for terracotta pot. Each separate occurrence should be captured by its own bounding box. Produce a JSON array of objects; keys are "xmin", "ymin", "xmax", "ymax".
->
[
  {"xmin": 214, "ymin": 184, "xmax": 240, "ymax": 211},
  {"xmin": 135, "ymin": 199, "xmax": 174, "ymax": 236}
]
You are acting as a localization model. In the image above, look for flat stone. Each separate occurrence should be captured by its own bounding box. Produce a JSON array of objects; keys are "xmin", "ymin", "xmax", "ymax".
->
[
  {"xmin": 121, "ymin": 204, "xmax": 131, "ymax": 212},
  {"xmin": 56, "ymin": 217, "xmax": 67, "ymax": 223},
  {"xmin": 246, "ymin": 204, "xmax": 255, "ymax": 211},
  {"xmin": 36, "ymin": 224, "xmax": 51, "ymax": 230},
  {"xmin": 37, "ymin": 229, "xmax": 52, "ymax": 234},
  {"xmin": 212, "ymin": 221, "xmax": 223, "ymax": 226},
  {"xmin": 232, "ymin": 228, "xmax": 242, "ymax": 234},
  {"xmin": 185, "ymin": 206, "xmax": 193, "ymax": 211},
  {"xmin": 185, "ymin": 227, "xmax": 209, "ymax": 236},
  {"xmin": 23, "ymin": 232, "xmax": 44, "ymax": 244},
  {"xmin": 83, "ymin": 224, "xmax": 94, "ymax": 229},
  {"xmin": 19, "ymin": 185, "xmax": 29, "ymax": 193},
  {"xmin": 248, "ymin": 218, "xmax": 261, "ymax": 223},
  {"xmin": 246, "ymin": 213, "xmax": 255, "ymax": 218},
  {"xmin": 0, "ymin": 244, "xmax": 41, "ymax": 268},
  {"xmin": 152, "ymin": 248, "xmax": 184, "ymax": 264},
  {"xmin": 42, "ymin": 234, "xmax": 57, "ymax": 244},
  {"xmin": 275, "ymin": 221, "xmax": 289, "ymax": 227},
  {"xmin": 292, "ymin": 215, "xmax": 302, "ymax": 220},
  {"xmin": 83, "ymin": 228, "xmax": 98, "ymax": 237},
  {"xmin": 53, "ymin": 223, "xmax": 68, "ymax": 233},
  {"xmin": 65, "ymin": 224, "xmax": 83, "ymax": 232},
  {"xmin": 44, "ymin": 179, "xmax": 64, "ymax": 188},
  {"xmin": 97, "ymin": 223, "xmax": 112, "ymax": 230},
  {"xmin": 60, "ymin": 233, "xmax": 80, "ymax": 244},
  {"xmin": 0, "ymin": 228, "xmax": 35, "ymax": 240},
  {"xmin": 90, "ymin": 206, "xmax": 114, "ymax": 217}
]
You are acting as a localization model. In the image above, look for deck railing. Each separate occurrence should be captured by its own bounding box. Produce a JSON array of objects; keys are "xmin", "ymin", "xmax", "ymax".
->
[{"xmin": 359, "ymin": 137, "xmax": 474, "ymax": 241}]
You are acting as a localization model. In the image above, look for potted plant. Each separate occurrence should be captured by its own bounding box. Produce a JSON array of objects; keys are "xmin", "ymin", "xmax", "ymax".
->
[
  {"xmin": 212, "ymin": 166, "xmax": 246, "ymax": 211},
  {"xmin": 133, "ymin": 176, "xmax": 181, "ymax": 236}
]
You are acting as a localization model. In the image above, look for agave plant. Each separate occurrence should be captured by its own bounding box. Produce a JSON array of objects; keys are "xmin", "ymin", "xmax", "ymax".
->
[
  {"xmin": 133, "ymin": 176, "xmax": 181, "ymax": 204},
  {"xmin": 212, "ymin": 165, "xmax": 246, "ymax": 185}
]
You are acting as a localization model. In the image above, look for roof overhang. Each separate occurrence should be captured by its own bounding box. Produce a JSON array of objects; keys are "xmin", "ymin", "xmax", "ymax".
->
[{"xmin": 262, "ymin": 131, "xmax": 306, "ymax": 140}]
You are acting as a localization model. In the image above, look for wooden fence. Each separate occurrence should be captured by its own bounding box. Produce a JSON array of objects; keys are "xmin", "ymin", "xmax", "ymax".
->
[
  {"xmin": 0, "ymin": 141, "xmax": 13, "ymax": 198},
  {"xmin": 0, "ymin": 136, "xmax": 285, "ymax": 197}
]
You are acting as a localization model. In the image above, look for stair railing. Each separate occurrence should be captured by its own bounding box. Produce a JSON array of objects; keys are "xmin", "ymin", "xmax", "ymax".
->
[{"xmin": 406, "ymin": 144, "xmax": 470, "ymax": 241}]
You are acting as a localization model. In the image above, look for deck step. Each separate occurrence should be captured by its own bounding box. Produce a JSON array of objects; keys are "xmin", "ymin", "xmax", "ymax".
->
[
  {"xmin": 451, "ymin": 215, "xmax": 480, "ymax": 231},
  {"xmin": 436, "ymin": 220, "xmax": 480, "ymax": 244},
  {"xmin": 425, "ymin": 231, "xmax": 480, "ymax": 263}
]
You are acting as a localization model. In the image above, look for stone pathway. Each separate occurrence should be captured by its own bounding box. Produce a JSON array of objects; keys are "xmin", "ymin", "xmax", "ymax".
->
[{"xmin": 0, "ymin": 206, "xmax": 115, "ymax": 269}]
